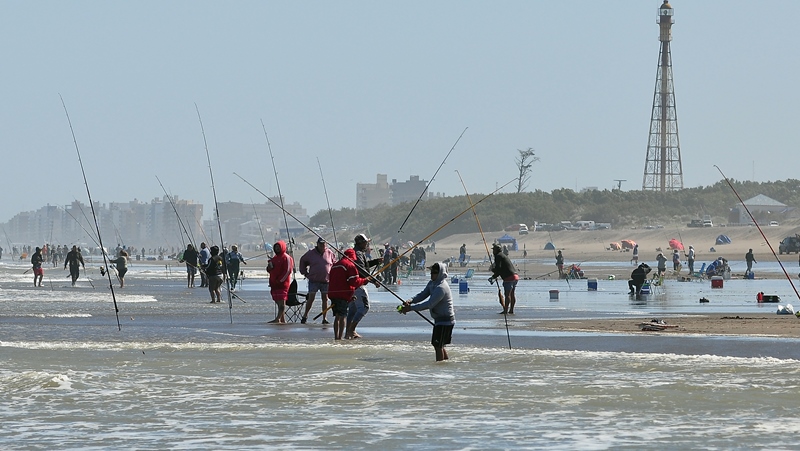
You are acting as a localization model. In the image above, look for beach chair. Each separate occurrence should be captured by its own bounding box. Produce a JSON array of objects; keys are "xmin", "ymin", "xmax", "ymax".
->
[
  {"xmin": 692, "ymin": 263, "xmax": 706, "ymax": 281},
  {"xmin": 281, "ymin": 280, "xmax": 307, "ymax": 323},
  {"xmin": 464, "ymin": 268, "xmax": 474, "ymax": 279},
  {"xmin": 649, "ymin": 272, "xmax": 665, "ymax": 295},
  {"xmin": 284, "ymin": 291, "xmax": 308, "ymax": 323}
]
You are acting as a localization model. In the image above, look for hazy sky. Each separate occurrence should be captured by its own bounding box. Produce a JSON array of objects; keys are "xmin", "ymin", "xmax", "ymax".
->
[{"xmin": 2, "ymin": 1, "xmax": 797, "ymax": 223}]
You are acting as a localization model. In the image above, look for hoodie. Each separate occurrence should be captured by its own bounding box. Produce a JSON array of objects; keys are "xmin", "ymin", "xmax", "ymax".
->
[
  {"xmin": 409, "ymin": 263, "xmax": 455, "ymax": 326},
  {"xmin": 267, "ymin": 240, "xmax": 294, "ymax": 300},
  {"xmin": 328, "ymin": 248, "xmax": 368, "ymax": 301}
]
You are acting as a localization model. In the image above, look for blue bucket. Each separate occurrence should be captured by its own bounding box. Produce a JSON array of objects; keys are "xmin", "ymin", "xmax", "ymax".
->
[{"xmin": 459, "ymin": 279, "xmax": 469, "ymax": 294}]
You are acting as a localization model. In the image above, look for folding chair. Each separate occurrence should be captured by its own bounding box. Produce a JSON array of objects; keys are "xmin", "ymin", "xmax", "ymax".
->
[
  {"xmin": 649, "ymin": 272, "xmax": 665, "ymax": 295},
  {"xmin": 277, "ymin": 279, "xmax": 307, "ymax": 323},
  {"xmin": 284, "ymin": 291, "xmax": 308, "ymax": 323}
]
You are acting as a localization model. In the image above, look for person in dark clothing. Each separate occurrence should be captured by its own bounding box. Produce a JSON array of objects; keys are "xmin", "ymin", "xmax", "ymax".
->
[
  {"xmin": 205, "ymin": 245, "xmax": 224, "ymax": 303},
  {"xmin": 745, "ymin": 249, "xmax": 757, "ymax": 274},
  {"xmin": 31, "ymin": 247, "xmax": 44, "ymax": 287},
  {"xmin": 490, "ymin": 243, "xmax": 519, "ymax": 314},
  {"xmin": 628, "ymin": 263, "xmax": 651, "ymax": 296},
  {"xmin": 64, "ymin": 245, "xmax": 85, "ymax": 287},
  {"xmin": 556, "ymin": 250, "xmax": 564, "ymax": 278},
  {"xmin": 179, "ymin": 244, "xmax": 199, "ymax": 288}
]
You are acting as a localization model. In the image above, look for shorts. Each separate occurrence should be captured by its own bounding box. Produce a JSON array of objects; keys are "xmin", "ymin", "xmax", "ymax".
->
[
  {"xmin": 308, "ymin": 281, "xmax": 329, "ymax": 295},
  {"xmin": 330, "ymin": 298, "xmax": 349, "ymax": 316},
  {"xmin": 118, "ymin": 268, "xmax": 128, "ymax": 279},
  {"xmin": 208, "ymin": 274, "xmax": 223, "ymax": 291},
  {"xmin": 431, "ymin": 324, "xmax": 454, "ymax": 347},
  {"xmin": 33, "ymin": 267, "xmax": 44, "ymax": 276},
  {"xmin": 186, "ymin": 265, "xmax": 197, "ymax": 275},
  {"xmin": 502, "ymin": 279, "xmax": 518, "ymax": 293},
  {"xmin": 347, "ymin": 286, "xmax": 370, "ymax": 324}
]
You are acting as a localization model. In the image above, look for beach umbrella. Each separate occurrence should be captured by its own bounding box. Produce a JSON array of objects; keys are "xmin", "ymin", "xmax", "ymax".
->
[
  {"xmin": 621, "ymin": 239, "xmax": 636, "ymax": 249},
  {"xmin": 669, "ymin": 239, "xmax": 684, "ymax": 250}
]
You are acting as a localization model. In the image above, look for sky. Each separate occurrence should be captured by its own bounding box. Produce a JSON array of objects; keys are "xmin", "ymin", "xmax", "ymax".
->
[{"xmin": 1, "ymin": 1, "xmax": 798, "ymax": 223}]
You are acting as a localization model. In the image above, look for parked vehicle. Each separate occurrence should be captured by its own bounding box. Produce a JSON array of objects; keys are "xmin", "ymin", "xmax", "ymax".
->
[
  {"xmin": 518, "ymin": 225, "xmax": 529, "ymax": 235},
  {"xmin": 779, "ymin": 235, "xmax": 800, "ymax": 254},
  {"xmin": 687, "ymin": 219, "xmax": 704, "ymax": 228},
  {"xmin": 504, "ymin": 223, "xmax": 527, "ymax": 232},
  {"xmin": 769, "ymin": 221, "xmax": 779, "ymax": 227}
]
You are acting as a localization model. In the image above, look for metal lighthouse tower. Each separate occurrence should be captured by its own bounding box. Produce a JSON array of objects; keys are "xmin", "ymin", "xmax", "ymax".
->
[{"xmin": 643, "ymin": 0, "xmax": 683, "ymax": 192}]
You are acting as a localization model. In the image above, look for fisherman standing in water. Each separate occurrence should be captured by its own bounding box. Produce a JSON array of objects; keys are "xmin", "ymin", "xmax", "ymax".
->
[
  {"xmin": 31, "ymin": 246, "xmax": 44, "ymax": 287},
  {"xmin": 490, "ymin": 243, "xmax": 519, "ymax": 315},
  {"xmin": 345, "ymin": 233, "xmax": 381, "ymax": 339},
  {"xmin": 64, "ymin": 245, "xmax": 85, "ymax": 287},
  {"xmin": 400, "ymin": 262, "xmax": 455, "ymax": 361},
  {"xmin": 298, "ymin": 237, "xmax": 335, "ymax": 324},
  {"xmin": 267, "ymin": 240, "xmax": 293, "ymax": 324}
]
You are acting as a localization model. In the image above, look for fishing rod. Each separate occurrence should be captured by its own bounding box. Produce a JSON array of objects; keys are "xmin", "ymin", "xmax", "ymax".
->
[
  {"xmin": 60, "ymin": 95, "xmax": 121, "ymax": 331},
  {"xmin": 251, "ymin": 199, "xmax": 268, "ymax": 253},
  {"xmin": 456, "ymin": 170, "xmax": 511, "ymax": 349},
  {"xmin": 61, "ymin": 205, "xmax": 120, "ymax": 283},
  {"xmin": 395, "ymin": 127, "xmax": 467, "ymax": 235},
  {"xmin": 235, "ymin": 172, "xmax": 437, "ymax": 326},
  {"xmin": 317, "ymin": 157, "xmax": 338, "ymax": 247},
  {"xmin": 156, "ymin": 176, "xmax": 193, "ymax": 250},
  {"xmin": 261, "ymin": 121, "xmax": 293, "ymax": 254},
  {"xmin": 196, "ymin": 104, "xmax": 233, "ymax": 321},
  {"xmin": 715, "ymin": 165, "xmax": 800, "ymax": 300},
  {"xmin": 1, "ymin": 226, "xmax": 13, "ymax": 258}
]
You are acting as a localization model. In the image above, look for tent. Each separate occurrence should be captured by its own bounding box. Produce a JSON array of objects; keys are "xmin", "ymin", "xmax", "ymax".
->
[
  {"xmin": 544, "ymin": 242, "xmax": 556, "ymax": 250},
  {"xmin": 715, "ymin": 234, "xmax": 732, "ymax": 245},
  {"xmin": 496, "ymin": 234, "xmax": 518, "ymax": 251},
  {"xmin": 669, "ymin": 239, "xmax": 684, "ymax": 251},
  {"xmin": 610, "ymin": 242, "xmax": 621, "ymax": 250},
  {"xmin": 621, "ymin": 239, "xmax": 636, "ymax": 250}
]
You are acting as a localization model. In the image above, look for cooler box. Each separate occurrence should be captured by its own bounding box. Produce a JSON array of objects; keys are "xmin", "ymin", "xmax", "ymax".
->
[
  {"xmin": 711, "ymin": 276, "xmax": 723, "ymax": 288},
  {"xmin": 458, "ymin": 279, "xmax": 469, "ymax": 294},
  {"xmin": 745, "ymin": 271, "xmax": 755, "ymax": 280},
  {"xmin": 640, "ymin": 283, "xmax": 650, "ymax": 295},
  {"xmin": 549, "ymin": 289, "xmax": 559, "ymax": 300},
  {"xmin": 587, "ymin": 278, "xmax": 598, "ymax": 291}
]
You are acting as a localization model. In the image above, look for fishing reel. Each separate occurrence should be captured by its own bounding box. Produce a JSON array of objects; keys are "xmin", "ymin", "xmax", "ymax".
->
[
  {"xmin": 488, "ymin": 277, "xmax": 496, "ymax": 285},
  {"xmin": 396, "ymin": 304, "xmax": 407, "ymax": 314}
]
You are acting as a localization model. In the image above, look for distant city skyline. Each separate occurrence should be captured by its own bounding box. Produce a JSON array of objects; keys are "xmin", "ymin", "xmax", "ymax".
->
[{"xmin": 2, "ymin": 1, "xmax": 798, "ymax": 223}]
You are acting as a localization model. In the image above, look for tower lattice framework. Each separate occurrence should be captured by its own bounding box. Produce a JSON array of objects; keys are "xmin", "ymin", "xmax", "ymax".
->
[{"xmin": 643, "ymin": 0, "xmax": 683, "ymax": 192}]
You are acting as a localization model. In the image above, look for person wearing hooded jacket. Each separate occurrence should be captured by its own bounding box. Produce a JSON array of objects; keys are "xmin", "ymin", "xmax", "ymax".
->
[
  {"xmin": 328, "ymin": 248, "xmax": 370, "ymax": 340},
  {"xmin": 401, "ymin": 262, "xmax": 455, "ymax": 361},
  {"xmin": 267, "ymin": 240, "xmax": 294, "ymax": 324}
]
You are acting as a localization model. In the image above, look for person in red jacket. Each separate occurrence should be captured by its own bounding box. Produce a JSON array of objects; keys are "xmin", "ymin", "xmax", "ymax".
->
[
  {"xmin": 267, "ymin": 240, "xmax": 294, "ymax": 324},
  {"xmin": 327, "ymin": 248, "xmax": 370, "ymax": 340}
]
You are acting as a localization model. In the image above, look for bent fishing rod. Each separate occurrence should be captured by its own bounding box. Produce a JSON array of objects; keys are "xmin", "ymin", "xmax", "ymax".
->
[
  {"xmin": 395, "ymin": 127, "xmax": 467, "ymax": 235},
  {"xmin": 196, "ymin": 104, "xmax": 234, "ymax": 321},
  {"xmin": 251, "ymin": 199, "xmax": 268, "ymax": 254},
  {"xmin": 60, "ymin": 95, "xmax": 121, "ymax": 331},
  {"xmin": 235, "ymin": 172, "xmax": 434, "ymax": 326},
  {"xmin": 456, "ymin": 170, "xmax": 511, "ymax": 349},
  {"xmin": 715, "ymin": 165, "xmax": 800, "ymax": 300}
]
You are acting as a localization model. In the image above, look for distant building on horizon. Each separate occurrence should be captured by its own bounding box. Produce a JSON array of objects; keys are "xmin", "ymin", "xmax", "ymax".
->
[{"xmin": 356, "ymin": 174, "xmax": 444, "ymax": 210}]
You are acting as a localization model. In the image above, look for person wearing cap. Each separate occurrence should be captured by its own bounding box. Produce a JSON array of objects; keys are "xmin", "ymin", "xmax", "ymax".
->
[
  {"xmin": 225, "ymin": 244, "xmax": 247, "ymax": 291},
  {"xmin": 400, "ymin": 262, "xmax": 455, "ymax": 361},
  {"xmin": 685, "ymin": 245, "xmax": 695, "ymax": 274},
  {"xmin": 489, "ymin": 243, "xmax": 520, "ymax": 314},
  {"xmin": 346, "ymin": 233, "xmax": 382, "ymax": 339},
  {"xmin": 31, "ymin": 246, "xmax": 44, "ymax": 287},
  {"xmin": 628, "ymin": 263, "xmax": 651, "ymax": 296},
  {"xmin": 328, "ymin": 248, "xmax": 370, "ymax": 340},
  {"xmin": 298, "ymin": 237, "xmax": 335, "ymax": 324}
]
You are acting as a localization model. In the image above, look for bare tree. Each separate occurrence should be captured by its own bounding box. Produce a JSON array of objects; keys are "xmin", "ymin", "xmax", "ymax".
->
[{"xmin": 515, "ymin": 148, "xmax": 539, "ymax": 193}]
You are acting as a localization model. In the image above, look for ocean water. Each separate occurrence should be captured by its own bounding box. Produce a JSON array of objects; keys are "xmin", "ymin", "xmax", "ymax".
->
[{"xmin": 3, "ymin": 259, "xmax": 800, "ymax": 450}]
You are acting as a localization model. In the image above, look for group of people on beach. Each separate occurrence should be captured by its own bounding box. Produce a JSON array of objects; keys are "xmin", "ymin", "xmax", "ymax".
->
[{"xmin": 29, "ymin": 244, "xmax": 129, "ymax": 288}]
